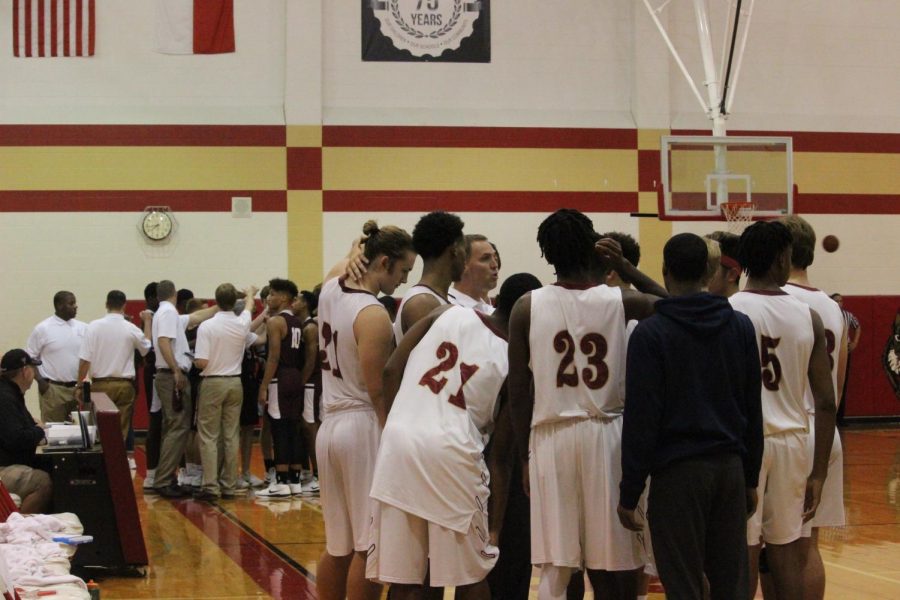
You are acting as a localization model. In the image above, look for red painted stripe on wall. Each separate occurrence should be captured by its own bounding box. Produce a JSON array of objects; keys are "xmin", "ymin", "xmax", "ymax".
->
[
  {"xmin": 287, "ymin": 147, "xmax": 323, "ymax": 190},
  {"xmin": 324, "ymin": 191, "xmax": 637, "ymax": 213},
  {"xmin": 671, "ymin": 129, "xmax": 900, "ymax": 154},
  {"xmin": 323, "ymin": 126, "xmax": 637, "ymax": 149},
  {"xmin": 0, "ymin": 125, "xmax": 286, "ymax": 146},
  {"xmin": 637, "ymin": 149, "xmax": 660, "ymax": 192},
  {"xmin": 796, "ymin": 194, "xmax": 900, "ymax": 214},
  {"xmin": 0, "ymin": 190, "xmax": 286, "ymax": 212}
]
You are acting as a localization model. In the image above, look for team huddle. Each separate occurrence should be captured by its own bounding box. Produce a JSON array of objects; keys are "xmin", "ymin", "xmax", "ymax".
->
[{"xmin": 307, "ymin": 208, "xmax": 843, "ymax": 600}]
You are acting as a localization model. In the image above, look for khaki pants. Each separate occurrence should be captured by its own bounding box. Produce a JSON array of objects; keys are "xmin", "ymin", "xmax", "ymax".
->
[
  {"xmin": 92, "ymin": 380, "xmax": 136, "ymax": 441},
  {"xmin": 197, "ymin": 377, "xmax": 243, "ymax": 496},
  {"xmin": 0, "ymin": 465, "xmax": 51, "ymax": 500},
  {"xmin": 40, "ymin": 383, "xmax": 78, "ymax": 423},
  {"xmin": 154, "ymin": 371, "xmax": 192, "ymax": 489}
]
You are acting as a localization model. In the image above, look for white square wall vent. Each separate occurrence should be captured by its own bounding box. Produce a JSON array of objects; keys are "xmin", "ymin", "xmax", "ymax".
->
[{"xmin": 232, "ymin": 196, "xmax": 252, "ymax": 218}]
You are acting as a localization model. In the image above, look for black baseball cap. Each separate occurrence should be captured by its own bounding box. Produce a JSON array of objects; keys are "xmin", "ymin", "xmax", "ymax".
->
[{"xmin": 0, "ymin": 349, "xmax": 42, "ymax": 373}]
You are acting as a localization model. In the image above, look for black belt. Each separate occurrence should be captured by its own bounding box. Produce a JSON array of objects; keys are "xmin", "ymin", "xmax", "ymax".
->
[
  {"xmin": 157, "ymin": 368, "xmax": 188, "ymax": 374},
  {"xmin": 47, "ymin": 380, "xmax": 77, "ymax": 387},
  {"xmin": 93, "ymin": 377, "xmax": 134, "ymax": 383},
  {"xmin": 202, "ymin": 374, "xmax": 240, "ymax": 378}
]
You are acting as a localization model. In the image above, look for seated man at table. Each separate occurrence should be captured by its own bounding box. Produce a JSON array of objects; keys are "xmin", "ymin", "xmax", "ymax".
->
[{"xmin": 0, "ymin": 349, "xmax": 52, "ymax": 513}]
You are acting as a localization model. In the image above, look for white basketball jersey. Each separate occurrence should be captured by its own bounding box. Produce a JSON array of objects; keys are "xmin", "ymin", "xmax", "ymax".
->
[
  {"xmin": 318, "ymin": 277, "xmax": 387, "ymax": 417},
  {"xmin": 784, "ymin": 283, "xmax": 845, "ymax": 411},
  {"xmin": 371, "ymin": 305, "xmax": 509, "ymax": 533},
  {"xmin": 393, "ymin": 284, "xmax": 449, "ymax": 344},
  {"xmin": 730, "ymin": 290, "xmax": 814, "ymax": 435},
  {"xmin": 529, "ymin": 283, "xmax": 627, "ymax": 426}
]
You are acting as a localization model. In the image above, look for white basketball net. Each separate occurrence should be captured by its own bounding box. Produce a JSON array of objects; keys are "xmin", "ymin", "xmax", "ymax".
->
[{"xmin": 721, "ymin": 201, "xmax": 756, "ymax": 233}]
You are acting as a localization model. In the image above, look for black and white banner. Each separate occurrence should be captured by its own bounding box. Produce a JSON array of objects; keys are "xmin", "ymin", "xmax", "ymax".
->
[{"xmin": 362, "ymin": 0, "xmax": 490, "ymax": 62}]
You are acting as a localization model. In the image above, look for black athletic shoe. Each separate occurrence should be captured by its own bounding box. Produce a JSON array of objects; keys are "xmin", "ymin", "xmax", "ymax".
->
[
  {"xmin": 193, "ymin": 490, "xmax": 219, "ymax": 502},
  {"xmin": 155, "ymin": 484, "xmax": 188, "ymax": 498}
]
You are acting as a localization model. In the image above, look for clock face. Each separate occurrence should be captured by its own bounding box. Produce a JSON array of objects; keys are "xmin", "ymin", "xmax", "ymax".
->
[{"xmin": 142, "ymin": 210, "xmax": 173, "ymax": 241}]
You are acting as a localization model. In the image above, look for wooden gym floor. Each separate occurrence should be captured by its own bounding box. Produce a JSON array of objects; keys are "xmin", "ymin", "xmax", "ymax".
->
[{"xmin": 94, "ymin": 427, "xmax": 900, "ymax": 599}]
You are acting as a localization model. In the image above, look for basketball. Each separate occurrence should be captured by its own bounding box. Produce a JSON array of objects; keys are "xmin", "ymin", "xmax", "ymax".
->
[{"xmin": 822, "ymin": 235, "xmax": 840, "ymax": 253}]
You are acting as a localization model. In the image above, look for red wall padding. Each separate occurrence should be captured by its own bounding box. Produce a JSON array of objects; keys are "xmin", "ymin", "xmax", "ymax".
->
[{"xmin": 842, "ymin": 296, "xmax": 900, "ymax": 418}]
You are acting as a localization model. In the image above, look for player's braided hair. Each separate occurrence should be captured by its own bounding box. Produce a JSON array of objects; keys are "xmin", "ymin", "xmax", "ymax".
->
[
  {"xmin": 738, "ymin": 221, "xmax": 793, "ymax": 279},
  {"xmin": 537, "ymin": 209, "xmax": 596, "ymax": 278}
]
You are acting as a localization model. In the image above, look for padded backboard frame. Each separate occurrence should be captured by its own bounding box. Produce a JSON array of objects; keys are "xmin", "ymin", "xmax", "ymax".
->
[{"xmin": 659, "ymin": 135, "xmax": 794, "ymax": 220}]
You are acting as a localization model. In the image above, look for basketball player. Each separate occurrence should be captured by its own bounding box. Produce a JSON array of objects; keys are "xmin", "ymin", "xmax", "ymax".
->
[
  {"xmin": 316, "ymin": 221, "xmax": 416, "ymax": 600},
  {"xmin": 292, "ymin": 290, "xmax": 321, "ymax": 494},
  {"xmin": 449, "ymin": 234, "xmax": 499, "ymax": 314},
  {"xmin": 394, "ymin": 211, "xmax": 466, "ymax": 342},
  {"xmin": 705, "ymin": 231, "xmax": 741, "ymax": 298},
  {"xmin": 780, "ymin": 215, "xmax": 848, "ymax": 600},
  {"xmin": 507, "ymin": 209, "xmax": 659, "ymax": 600},
  {"xmin": 367, "ymin": 273, "xmax": 542, "ymax": 598},
  {"xmin": 728, "ymin": 221, "xmax": 836, "ymax": 600},
  {"xmin": 257, "ymin": 278, "xmax": 306, "ymax": 498}
]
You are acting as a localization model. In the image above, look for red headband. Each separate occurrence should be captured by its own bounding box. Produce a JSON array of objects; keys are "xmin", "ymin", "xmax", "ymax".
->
[{"xmin": 720, "ymin": 255, "xmax": 741, "ymax": 271}]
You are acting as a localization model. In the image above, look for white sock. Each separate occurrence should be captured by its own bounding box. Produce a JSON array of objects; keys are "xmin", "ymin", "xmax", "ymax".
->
[
  {"xmin": 638, "ymin": 596, "xmax": 648, "ymax": 600},
  {"xmin": 538, "ymin": 565, "xmax": 572, "ymax": 600}
]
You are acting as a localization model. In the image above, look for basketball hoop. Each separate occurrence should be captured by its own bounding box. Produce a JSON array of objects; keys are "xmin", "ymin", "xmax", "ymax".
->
[{"xmin": 721, "ymin": 201, "xmax": 756, "ymax": 233}]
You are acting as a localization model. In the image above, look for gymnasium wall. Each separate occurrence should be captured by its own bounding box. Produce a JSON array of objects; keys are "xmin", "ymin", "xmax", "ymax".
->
[{"xmin": 1, "ymin": 0, "xmax": 898, "ymax": 415}]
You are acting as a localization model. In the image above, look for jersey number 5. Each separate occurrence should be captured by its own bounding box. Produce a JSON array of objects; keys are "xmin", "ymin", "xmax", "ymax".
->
[
  {"xmin": 760, "ymin": 335, "xmax": 782, "ymax": 391},
  {"xmin": 419, "ymin": 342, "xmax": 480, "ymax": 409},
  {"xmin": 320, "ymin": 321, "xmax": 342, "ymax": 379},
  {"xmin": 554, "ymin": 330, "xmax": 609, "ymax": 390}
]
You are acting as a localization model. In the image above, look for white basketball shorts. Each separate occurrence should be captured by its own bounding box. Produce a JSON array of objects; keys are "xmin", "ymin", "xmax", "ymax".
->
[
  {"xmin": 529, "ymin": 416, "xmax": 644, "ymax": 571},
  {"xmin": 317, "ymin": 409, "xmax": 380, "ymax": 556}
]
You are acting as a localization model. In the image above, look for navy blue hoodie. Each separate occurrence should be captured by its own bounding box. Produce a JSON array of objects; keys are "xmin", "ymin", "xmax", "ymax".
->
[{"xmin": 619, "ymin": 293, "xmax": 763, "ymax": 509}]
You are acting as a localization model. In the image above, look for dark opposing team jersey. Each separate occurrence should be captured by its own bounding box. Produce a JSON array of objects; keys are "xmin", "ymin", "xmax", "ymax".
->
[{"xmin": 275, "ymin": 311, "xmax": 305, "ymax": 416}]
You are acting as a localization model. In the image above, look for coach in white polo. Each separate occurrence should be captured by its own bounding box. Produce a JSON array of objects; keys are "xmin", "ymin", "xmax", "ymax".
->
[
  {"xmin": 193, "ymin": 283, "xmax": 260, "ymax": 500},
  {"xmin": 76, "ymin": 290, "xmax": 153, "ymax": 440},
  {"xmin": 26, "ymin": 291, "xmax": 87, "ymax": 423},
  {"xmin": 449, "ymin": 234, "xmax": 499, "ymax": 314}
]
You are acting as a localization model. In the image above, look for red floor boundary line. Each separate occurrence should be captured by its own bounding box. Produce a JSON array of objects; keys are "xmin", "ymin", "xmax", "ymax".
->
[{"xmin": 174, "ymin": 499, "xmax": 318, "ymax": 599}]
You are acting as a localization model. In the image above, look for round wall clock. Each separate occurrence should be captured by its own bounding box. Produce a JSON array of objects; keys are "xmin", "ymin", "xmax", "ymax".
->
[{"xmin": 141, "ymin": 208, "xmax": 174, "ymax": 241}]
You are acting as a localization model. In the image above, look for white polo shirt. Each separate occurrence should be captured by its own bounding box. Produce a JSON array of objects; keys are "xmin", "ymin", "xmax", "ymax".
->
[
  {"xmin": 26, "ymin": 315, "xmax": 87, "ymax": 382},
  {"xmin": 194, "ymin": 310, "xmax": 257, "ymax": 376},
  {"xmin": 152, "ymin": 301, "xmax": 192, "ymax": 372},
  {"xmin": 449, "ymin": 287, "xmax": 495, "ymax": 315},
  {"xmin": 79, "ymin": 313, "xmax": 152, "ymax": 379}
]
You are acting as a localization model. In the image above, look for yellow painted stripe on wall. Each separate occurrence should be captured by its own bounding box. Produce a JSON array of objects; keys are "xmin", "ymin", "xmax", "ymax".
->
[
  {"xmin": 638, "ymin": 211, "xmax": 671, "ymax": 284},
  {"xmin": 286, "ymin": 126, "xmax": 323, "ymax": 148},
  {"xmin": 795, "ymin": 153, "xmax": 900, "ymax": 195},
  {"xmin": 288, "ymin": 191, "xmax": 324, "ymax": 288},
  {"xmin": 323, "ymin": 148, "xmax": 637, "ymax": 192},
  {"xmin": 0, "ymin": 147, "xmax": 286, "ymax": 191},
  {"xmin": 638, "ymin": 129, "xmax": 669, "ymax": 151}
]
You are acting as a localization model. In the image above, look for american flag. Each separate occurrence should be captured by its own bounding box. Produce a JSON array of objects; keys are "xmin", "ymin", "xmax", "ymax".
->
[{"xmin": 12, "ymin": 0, "xmax": 95, "ymax": 57}]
